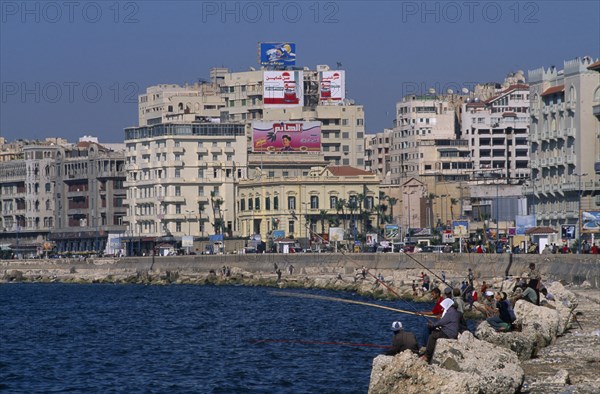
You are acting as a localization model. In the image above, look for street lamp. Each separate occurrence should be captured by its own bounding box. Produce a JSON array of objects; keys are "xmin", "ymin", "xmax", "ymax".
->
[
  {"xmin": 185, "ymin": 209, "xmax": 195, "ymax": 254},
  {"xmin": 575, "ymin": 173, "xmax": 588, "ymax": 254}
]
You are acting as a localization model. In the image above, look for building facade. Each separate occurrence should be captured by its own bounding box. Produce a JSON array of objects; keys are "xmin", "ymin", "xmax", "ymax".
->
[
  {"xmin": 51, "ymin": 141, "xmax": 127, "ymax": 253},
  {"xmin": 526, "ymin": 56, "xmax": 600, "ymax": 235},
  {"xmin": 122, "ymin": 122, "xmax": 246, "ymax": 254},
  {"xmin": 237, "ymin": 166, "xmax": 380, "ymax": 245}
]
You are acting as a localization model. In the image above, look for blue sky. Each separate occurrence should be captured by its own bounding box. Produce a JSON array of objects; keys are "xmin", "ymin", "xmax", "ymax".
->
[{"xmin": 1, "ymin": 1, "xmax": 598, "ymax": 142}]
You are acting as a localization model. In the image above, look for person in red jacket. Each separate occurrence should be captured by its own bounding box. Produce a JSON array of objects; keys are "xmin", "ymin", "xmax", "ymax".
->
[{"xmin": 422, "ymin": 288, "xmax": 444, "ymax": 317}]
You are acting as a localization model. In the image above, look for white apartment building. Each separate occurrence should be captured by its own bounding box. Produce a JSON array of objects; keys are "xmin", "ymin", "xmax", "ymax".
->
[
  {"xmin": 527, "ymin": 56, "xmax": 600, "ymax": 233},
  {"xmin": 123, "ymin": 123, "xmax": 246, "ymax": 253},
  {"xmin": 389, "ymin": 95, "xmax": 471, "ymax": 228},
  {"xmin": 462, "ymin": 84, "xmax": 530, "ymax": 181}
]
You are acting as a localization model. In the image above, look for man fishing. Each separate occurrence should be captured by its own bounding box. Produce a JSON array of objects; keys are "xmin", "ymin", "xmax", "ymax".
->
[{"xmin": 384, "ymin": 321, "xmax": 418, "ymax": 356}]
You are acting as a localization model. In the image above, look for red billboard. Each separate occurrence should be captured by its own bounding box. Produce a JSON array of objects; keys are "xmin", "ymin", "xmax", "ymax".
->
[{"xmin": 252, "ymin": 121, "xmax": 321, "ymax": 152}]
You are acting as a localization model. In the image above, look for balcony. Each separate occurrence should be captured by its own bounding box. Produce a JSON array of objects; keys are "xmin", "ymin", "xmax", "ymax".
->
[{"xmin": 197, "ymin": 147, "xmax": 208, "ymax": 154}]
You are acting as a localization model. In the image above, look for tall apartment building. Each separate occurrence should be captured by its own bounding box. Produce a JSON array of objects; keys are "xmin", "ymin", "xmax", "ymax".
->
[
  {"xmin": 364, "ymin": 129, "xmax": 392, "ymax": 180},
  {"xmin": 389, "ymin": 95, "xmax": 471, "ymax": 228},
  {"xmin": 123, "ymin": 122, "xmax": 246, "ymax": 254},
  {"xmin": 0, "ymin": 141, "xmax": 61, "ymax": 257},
  {"xmin": 138, "ymin": 65, "xmax": 366, "ymax": 167},
  {"xmin": 462, "ymin": 84, "xmax": 530, "ymax": 180},
  {"xmin": 51, "ymin": 140, "xmax": 127, "ymax": 253},
  {"xmin": 527, "ymin": 56, "xmax": 600, "ymax": 234}
]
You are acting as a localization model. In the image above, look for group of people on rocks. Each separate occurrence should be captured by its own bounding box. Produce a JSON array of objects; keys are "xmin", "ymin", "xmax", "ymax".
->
[{"xmin": 386, "ymin": 263, "xmax": 552, "ymax": 363}]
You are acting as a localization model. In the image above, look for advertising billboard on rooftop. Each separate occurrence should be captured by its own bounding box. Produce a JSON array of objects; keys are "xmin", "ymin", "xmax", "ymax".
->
[
  {"xmin": 320, "ymin": 70, "xmax": 345, "ymax": 102},
  {"xmin": 253, "ymin": 121, "xmax": 321, "ymax": 152},
  {"xmin": 263, "ymin": 70, "xmax": 303, "ymax": 108},
  {"xmin": 259, "ymin": 42, "xmax": 296, "ymax": 66}
]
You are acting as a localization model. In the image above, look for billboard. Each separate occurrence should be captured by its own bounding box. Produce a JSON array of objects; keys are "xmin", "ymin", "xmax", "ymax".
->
[
  {"xmin": 253, "ymin": 121, "xmax": 321, "ymax": 152},
  {"xmin": 263, "ymin": 70, "xmax": 303, "ymax": 107},
  {"xmin": 582, "ymin": 211, "xmax": 600, "ymax": 233},
  {"xmin": 561, "ymin": 225, "xmax": 576, "ymax": 239},
  {"xmin": 329, "ymin": 227, "xmax": 345, "ymax": 242},
  {"xmin": 452, "ymin": 221, "xmax": 469, "ymax": 237},
  {"xmin": 320, "ymin": 70, "xmax": 345, "ymax": 102},
  {"xmin": 259, "ymin": 42, "xmax": 296, "ymax": 66},
  {"xmin": 366, "ymin": 233, "xmax": 378, "ymax": 246},
  {"xmin": 384, "ymin": 224, "xmax": 399, "ymax": 240},
  {"xmin": 515, "ymin": 214, "xmax": 536, "ymax": 235}
]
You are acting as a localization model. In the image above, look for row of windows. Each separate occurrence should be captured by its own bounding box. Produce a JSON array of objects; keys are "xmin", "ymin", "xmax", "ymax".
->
[{"xmin": 239, "ymin": 195, "xmax": 375, "ymax": 212}]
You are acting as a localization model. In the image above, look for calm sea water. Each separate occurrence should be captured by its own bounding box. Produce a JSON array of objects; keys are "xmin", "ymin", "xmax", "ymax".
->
[{"xmin": 0, "ymin": 284, "xmax": 432, "ymax": 393}]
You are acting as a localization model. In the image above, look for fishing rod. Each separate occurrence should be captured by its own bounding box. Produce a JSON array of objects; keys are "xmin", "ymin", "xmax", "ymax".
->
[
  {"xmin": 250, "ymin": 339, "xmax": 391, "ymax": 349},
  {"xmin": 399, "ymin": 249, "xmax": 450, "ymax": 288},
  {"xmin": 272, "ymin": 291, "xmax": 435, "ymax": 318},
  {"xmin": 290, "ymin": 214, "xmax": 437, "ymax": 318}
]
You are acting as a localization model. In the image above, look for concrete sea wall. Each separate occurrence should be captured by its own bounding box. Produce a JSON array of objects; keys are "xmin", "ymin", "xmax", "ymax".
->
[{"xmin": 1, "ymin": 253, "xmax": 598, "ymax": 288}]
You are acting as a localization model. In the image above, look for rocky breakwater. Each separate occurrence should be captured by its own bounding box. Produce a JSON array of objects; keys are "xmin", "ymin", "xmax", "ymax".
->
[{"xmin": 368, "ymin": 282, "xmax": 597, "ymax": 394}]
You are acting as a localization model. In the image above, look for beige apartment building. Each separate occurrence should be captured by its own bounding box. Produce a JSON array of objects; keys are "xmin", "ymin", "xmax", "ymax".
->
[
  {"xmin": 123, "ymin": 122, "xmax": 247, "ymax": 253},
  {"xmin": 237, "ymin": 165, "xmax": 380, "ymax": 244},
  {"xmin": 526, "ymin": 56, "xmax": 600, "ymax": 235}
]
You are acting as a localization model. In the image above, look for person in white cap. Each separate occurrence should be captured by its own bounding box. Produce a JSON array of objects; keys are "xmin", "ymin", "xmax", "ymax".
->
[
  {"xmin": 384, "ymin": 321, "xmax": 419, "ymax": 356},
  {"xmin": 420, "ymin": 298, "xmax": 460, "ymax": 363},
  {"xmin": 475, "ymin": 290, "xmax": 498, "ymax": 318}
]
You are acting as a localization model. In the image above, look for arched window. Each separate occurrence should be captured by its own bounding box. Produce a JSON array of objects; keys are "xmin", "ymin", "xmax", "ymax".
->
[
  {"xmin": 593, "ymin": 86, "xmax": 600, "ymax": 102},
  {"xmin": 569, "ymin": 86, "xmax": 576, "ymax": 103}
]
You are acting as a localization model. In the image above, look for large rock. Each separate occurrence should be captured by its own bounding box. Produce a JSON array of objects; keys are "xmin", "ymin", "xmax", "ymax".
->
[
  {"xmin": 475, "ymin": 321, "xmax": 537, "ymax": 360},
  {"xmin": 432, "ymin": 331, "xmax": 524, "ymax": 393},
  {"xmin": 368, "ymin": 332, "xmax": 524, "ymax": 394},
  {"xmin": 514, "ymin": 300, "xmax": 561, "ymax": 347},
  {"xmin": 369, "ymin": 351, "xmax": 482, "ymax": 394}
]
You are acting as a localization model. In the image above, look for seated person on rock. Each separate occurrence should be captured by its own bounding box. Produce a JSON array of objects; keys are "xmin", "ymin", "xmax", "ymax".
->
[
  {"xmin": 422, "ymin": 287, "xmax": 444, "ymax": 317},
  {"xmin": 486, "ymin": 292, "xmax": 516, "ymax": 332},
  {"xmin": 420, "ymin": 298, "xmax": 460, "ymax": 363},
  {"xmin": 517, "ymin": 283, "xmax": 538, "ymax": 304},
  {"xmin": 474, "ymin": 290, "xmax": 498, "ymax": 318},
  {"xmin": 384, "ymin": 321, "xmax": 419, "ymax": 356}
]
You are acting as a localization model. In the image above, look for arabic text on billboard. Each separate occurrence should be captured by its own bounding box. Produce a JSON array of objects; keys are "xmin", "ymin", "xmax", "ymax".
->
[
  {"xmin": 320, "ymin": 70, "xmax": 345, "ymax": 102},
  {"xmin": 259, "ymin": 43, "xmax": 296, "ymax": 66},
  {"xmin": 263, "ymin": 70, "xmax": 303, "ymax": 107},
  {"xmin": 582, "ymin": 211, "xmax": 600, "ymax": 233},
  {"xmin": 253, "ymin": 121, "xmax": 321, "ymax": 152}
]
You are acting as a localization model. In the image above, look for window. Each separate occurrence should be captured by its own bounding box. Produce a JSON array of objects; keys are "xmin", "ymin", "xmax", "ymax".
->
[
  {"xmin": 175, "ymin": 186, "xmax": 181, "ymax": 196},
  {"xmin": 274, "ymin": 196, "xmax": 279, "ymax": 210},
  {"xmin": 289, "ymin": 220, "xmax": 295, "ymax": 235},
  {"xmin": 176, "ymin": 204, "xmax": 181, "ymax": 214},
  {"xmin": 265, "ymin": 197, "xmax": 271, "ymax": 210},
  {"xmin": 226, "ymin": 154, "xmax": 233, "ymax": 161},
  {"xmin": 342, "ymin": 119, "xmax": 348, "ymax": 126},
  {"xmin": 282, "ymin": 171, "xmax": 289, "ymax": 177},
  {"xmin": 288, "ymin": 196, "xmax": 296, "ymax": 210},
  {"xmin": 198, "ymin": 168, "xmax": 205, "ymax": 178},
  {"xmin": 176, "ymin": 222, "xmax": 182, "ymax": 232},
  {"xmin": 268, "ymin": 171, "xmax": 275, "ymax": 178},
  {"xmin": 248, "ymin": 198, "xmax": 253, "ymax": 210},
  {"xmin": 310, "ymin": 196, "xmax": 319, "ymax": 209},
  {"xmin": 241, "ymin": 199, "xmax": 245, "ymax": 211},
  {"xmin": 342, "ymin": 132, "xmax": 349, "ymax": 139},
  {"xmin": 175, "ymin": 153, "xmax": 182, "ymax": 161},
  {"xmin": 365, "ymin": 197, "xmax": 374, "ymax": 210},
  {"xmin": 175, "ymin": 169, "xmax": 181, "ymax": 178},
  {"xmin": 198, "ymin": 186, "xmax": 204, "ymax": 196},
  {"xmin": 175, "ymin": 141, "xmax": 180, "ymax": 147},
  {"xmin": 212, "ymin": 154, "xmax": 219, "ymax": 161},
  {"xmin": 357, "ymin": 119, "xmax": 364, "ymax": 126},
  {"xmin": 330, "ymin": 196, "xmax": 338, "ymax": 209},
  {"xmin": 255, "ymin": 197, "xmax": 260, "ymax": 210}
]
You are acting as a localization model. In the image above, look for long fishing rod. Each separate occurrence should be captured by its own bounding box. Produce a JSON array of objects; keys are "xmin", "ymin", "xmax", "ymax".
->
[
  {"xmin": 290, "ymin": 213, "xmax": 437, "ymax": 318},
  {"xmin": 399, "ymin": 249, "xmax": 450, "ymax": 288},
  {"xmin": 273, "ymin": 291, "xmax": 435, "ymax": 318},
  {"xmin": 250, "ymin": 339, "xmax": 391, "ymax": 349}
]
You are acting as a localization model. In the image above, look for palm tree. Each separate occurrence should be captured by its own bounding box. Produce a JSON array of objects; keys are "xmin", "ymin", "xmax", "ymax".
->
[
  {"xmin": 319, "ymin": 209, "xmax": 329, "ymax": 235},
  {"xmin": 450, "ymin": 198, "xmax": 459, "ymax": 221},
  {"xmin": 336, "ymin": 198, "xmax": 347, "ymax": 231},
  {"xmin": 210, "ymin": 191, "xmax": 224, "ymax": 234},
  {"xmin": 427, "ymin": 193, "xmax": 437, "ymax": 229},
  {"xmin": 356, "ymin": 193, "xmax": 365, "ymax": 234},
  {"xmin": 387, "ymin": 197, "xmax": 398, "ymax": 224}
]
